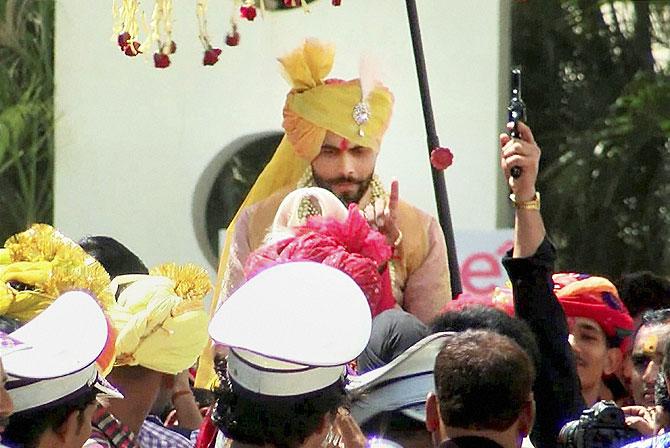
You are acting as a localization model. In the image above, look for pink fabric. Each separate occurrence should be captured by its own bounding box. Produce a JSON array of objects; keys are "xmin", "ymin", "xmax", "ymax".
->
[{"xmin": 244, "ymin": 204, "xmax": 394, "ymax": 316}]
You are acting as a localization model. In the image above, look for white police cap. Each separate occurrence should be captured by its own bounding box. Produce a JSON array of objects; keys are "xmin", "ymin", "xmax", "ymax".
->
[
  {"xmin": 2, "ymin": 291, "xmax": 123, "ymax": 412},
  {"xmin": 209, "ymin": 262, "xmax": 372, "ymax": 396}
]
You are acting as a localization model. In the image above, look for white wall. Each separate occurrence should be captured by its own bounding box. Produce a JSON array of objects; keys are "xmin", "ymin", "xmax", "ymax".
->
[{"xmin": 54, "ymin": 0, "xmax": 510, "ymax": 272}]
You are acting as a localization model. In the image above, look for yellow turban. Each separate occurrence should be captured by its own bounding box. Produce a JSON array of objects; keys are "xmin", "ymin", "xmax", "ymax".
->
[
  {"xmin": 280, "ymin": 39, "xmax": 394, "ymax": 160},
  {"xmin": 197, "ymin": 39, "xmax": 394, "ymax": 388},
  {"xmin": 110, "ymin": 263, "xmax": 211, "ymax": 375},
  {"xmin": 0, "ymin": 224, "xmax": 114, "ymax": 321}
]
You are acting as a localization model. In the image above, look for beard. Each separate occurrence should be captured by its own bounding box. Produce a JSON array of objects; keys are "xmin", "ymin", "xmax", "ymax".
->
[{"xmin": 312, "ymin": 171, "xmax": 373, "ymax": 205}]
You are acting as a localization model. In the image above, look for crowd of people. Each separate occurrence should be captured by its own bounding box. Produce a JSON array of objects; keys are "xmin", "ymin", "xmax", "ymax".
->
[{"xmin": 1, "ymin": 38, "xmax": 670, "ymax": 448}]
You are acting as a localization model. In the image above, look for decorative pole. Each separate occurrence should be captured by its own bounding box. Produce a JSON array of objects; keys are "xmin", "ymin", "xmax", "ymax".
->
[{"xmin": 404, "ymin": 0, "xmax": 462, "ymax": 297}]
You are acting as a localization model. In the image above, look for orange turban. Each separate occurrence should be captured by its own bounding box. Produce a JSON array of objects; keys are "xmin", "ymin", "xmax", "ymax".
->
[{"xmin": 553, "ymin": 273, "xmax": 633, "ymax": 351}]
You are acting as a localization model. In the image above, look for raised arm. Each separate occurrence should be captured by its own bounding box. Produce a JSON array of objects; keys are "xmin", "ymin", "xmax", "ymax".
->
[
  {"xmin": 501, "ymin": 121, "xmax": 545, "ymax": 258},
  {"xmin": 501, "ymin": 121, "xmax": 584, "ymax": 448}
]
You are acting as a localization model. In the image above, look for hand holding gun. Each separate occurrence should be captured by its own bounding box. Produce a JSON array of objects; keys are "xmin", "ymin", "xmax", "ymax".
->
[{"xmin": 507, "ymin": 67, "xmax": 527, "ymax": 179}]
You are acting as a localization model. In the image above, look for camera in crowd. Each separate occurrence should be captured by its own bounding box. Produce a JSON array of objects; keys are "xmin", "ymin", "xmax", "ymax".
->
[{"xmin": 558, "ymin": 400, "xmax": 643, "ymax": 448}]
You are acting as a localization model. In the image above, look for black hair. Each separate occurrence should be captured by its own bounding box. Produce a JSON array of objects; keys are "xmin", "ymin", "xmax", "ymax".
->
[
  {"xmin": 617, "ymin": 271, "xmax": 670, "ymax": 319},
  {"xmin": 434, "ymin": 329, "xmax": 535, "ymax": 431},
  {"xmin": 78, "ymin": 235, "xmax": 148, "ymax": 278},
  {"xmin": 3, "ymin": 388, "xmax": 98, "ymax": 448},
  {"xmin": 211, "ymin": 357, "xmax": 346, "ymax": 448},
  {"xmin": 430, "ymin": 306, "xmax": 540, "ymax": 372}
]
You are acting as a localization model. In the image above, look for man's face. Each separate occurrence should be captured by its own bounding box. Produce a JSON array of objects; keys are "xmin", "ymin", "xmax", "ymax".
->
[
  {"xmin": 311, "ymin": 132, "xmax": 377, "ymax": 205},
  {"xmin": 0, "ymin": 359, "xmax": 12, "ymax": 435},
  {"xmin": 630, "ymin": 323, "xmax": 670, "ymax": 406},
  {"xmin": 568, "ymin": 317, "xmax": 614, "ymax": 393}
]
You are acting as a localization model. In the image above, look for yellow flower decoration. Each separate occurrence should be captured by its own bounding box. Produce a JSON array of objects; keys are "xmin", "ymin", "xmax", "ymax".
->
[{"xmin": 0, "ymin": 224, "xmax": 113, "ymax": 322}]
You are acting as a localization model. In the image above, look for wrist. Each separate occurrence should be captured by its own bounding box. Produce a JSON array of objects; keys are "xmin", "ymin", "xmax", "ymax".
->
[
  {"xmin": 512, "ymin": 188, "xmax": 537, "ymax": 202},
  {"xmin": 510, "ymin": 191, "xmax": 541, "ymax": 210}
]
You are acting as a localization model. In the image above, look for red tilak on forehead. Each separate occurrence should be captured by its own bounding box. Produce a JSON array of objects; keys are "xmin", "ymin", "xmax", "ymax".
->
[{"xmin": 338, "ymin": 138, "xmax": 349, "ymax": 152}]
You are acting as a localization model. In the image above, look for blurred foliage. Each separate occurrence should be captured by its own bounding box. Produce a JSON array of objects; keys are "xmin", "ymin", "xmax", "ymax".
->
[
  {"xmin": 0, "ymin": 0, "xmax": 54, "ymax": 243},
  {"xmin": 512, "ymin": 0, "xmax": 670, "ymax": 277}
]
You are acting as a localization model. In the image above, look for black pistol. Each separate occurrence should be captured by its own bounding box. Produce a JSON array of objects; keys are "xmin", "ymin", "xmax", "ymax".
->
[{"xmin": 508, "ymin": 67, "xmax": 526, "ymax": 179}]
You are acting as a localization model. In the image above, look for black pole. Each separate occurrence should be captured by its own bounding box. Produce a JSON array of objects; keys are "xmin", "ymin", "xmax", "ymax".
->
[{"xmin": 405, "ymin": 0, "xmax": 462, "ymax": 297}]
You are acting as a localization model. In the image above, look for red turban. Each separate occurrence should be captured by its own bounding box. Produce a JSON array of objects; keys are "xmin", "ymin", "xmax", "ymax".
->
[{"xmin": 553, "ymin": 273, "xmax": 633, "ymax": 351}]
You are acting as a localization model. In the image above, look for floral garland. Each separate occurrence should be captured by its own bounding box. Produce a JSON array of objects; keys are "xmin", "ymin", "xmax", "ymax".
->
[{"xmin": 112, "ymin": 0, "xmax": 344, "ymax": 69}]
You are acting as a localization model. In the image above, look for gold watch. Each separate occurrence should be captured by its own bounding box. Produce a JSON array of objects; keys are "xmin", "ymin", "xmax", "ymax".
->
[{"xmin": 509, "ymin": 192, "xmax": 541, "ymax": 210}]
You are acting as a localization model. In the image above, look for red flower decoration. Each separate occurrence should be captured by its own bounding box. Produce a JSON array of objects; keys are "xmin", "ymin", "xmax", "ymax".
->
[
  {"xmin": 124, "ymin": 41, "xmax": 142, "ymax": 57},
  {"xmin": 153, "ymin": 53, "xmax": 170, "ymax": 69},
  {"xmin": 203, "ymin": 48, "xmax": 222, "ymax": 66},
  {"xmin": 240, "ymin": 5, "xmax": 257, "ymax": 21},
  {"xmin": 225, "ymin": 31, "xmax": 240, "ymax": 47},
  {"xmin": 430, "ymin": 146, "xmax": 454, "ymax": 170},
  {"xmin": 332, "ymin": 0, "xmax": 342, "ymax": 5},
  {"xmin": 117, "ymin": 32, "xmax": 131, "ymax": 50},
  {"xmin": 167, "ymin": 41, "xmax": 177, "ymax": 55}
]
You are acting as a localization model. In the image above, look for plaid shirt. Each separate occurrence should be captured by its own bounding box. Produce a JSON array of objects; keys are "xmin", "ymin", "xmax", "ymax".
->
[
  {"xmin": 138, "ymin": 415, "xmax": 198, "ymax": 448},
  {"xmin": 84, "ymin": 406, "xmax": 139, "ymax": 448}
]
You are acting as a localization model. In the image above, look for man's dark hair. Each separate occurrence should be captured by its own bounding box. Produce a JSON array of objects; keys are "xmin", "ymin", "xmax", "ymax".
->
[
  {"xmin": 79, "ymin": 235, "xmax": 148, "ymax": 278},
  {"xmin": 3, "ymin": 388, "xmax": 98, "ymax": 447},
  {"xmin": 212, "ymin": 357, "xmax": 346, "ymax": 448},
  {"xmin": 617, "ymin": 271, "xmax": 670, "ymax": 319},
  {"xmin": 430, "ymin": 306, "xmax": 540, "ymax": 371},
  {"xmin": 435, "ymin": 329, "xmax": 535, "ymax": 431}
]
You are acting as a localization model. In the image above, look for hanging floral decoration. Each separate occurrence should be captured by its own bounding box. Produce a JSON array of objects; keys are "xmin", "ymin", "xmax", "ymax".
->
[
  {"xmin": 112, "ymin": 0, "xmax": 342, "ymax": 68},
  {"xmin": 196, "ymin": 0, "xmax": 223, "ymax": 66},
  {"xmin": 113, "ymin": 0, "xmax": 144, "ymax": 56},
  {"xmin": 150, "ymin": 0, "xmax": 176, "ymax": 68}
]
